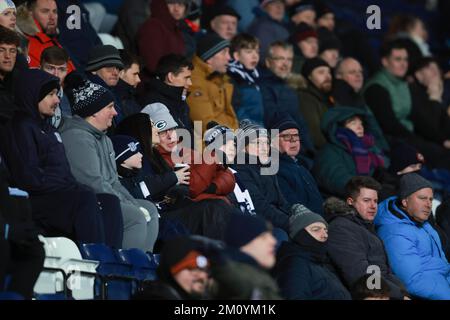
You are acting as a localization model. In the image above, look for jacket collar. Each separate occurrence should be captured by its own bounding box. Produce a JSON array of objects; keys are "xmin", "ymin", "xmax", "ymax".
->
[{"xmin": 147, "ymin": 77, "xmax": 184, "ymax": 105}]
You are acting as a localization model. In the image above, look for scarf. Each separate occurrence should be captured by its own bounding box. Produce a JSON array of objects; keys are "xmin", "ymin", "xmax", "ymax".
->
[
  {"xmin": 227, "ymin": 60, "xmax": 260, "ymax": 86},
  {"xmin": 336, "ymin": 127, "xmax": 385, "ymax": 175},
  {"xmin": 292, "ymin": 229, "xmax": 328, "ymax": 263}
]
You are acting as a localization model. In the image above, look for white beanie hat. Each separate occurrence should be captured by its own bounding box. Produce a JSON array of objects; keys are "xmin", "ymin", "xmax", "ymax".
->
[{"xmin": 0, "ymin": 0, "xmax": 16, "ymax": 14}]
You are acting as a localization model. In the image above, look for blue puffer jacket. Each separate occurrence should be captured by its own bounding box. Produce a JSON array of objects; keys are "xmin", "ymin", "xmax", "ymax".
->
[{"xmin": 375, "ymin": 197, "xmax": 450, "ymax": 299}]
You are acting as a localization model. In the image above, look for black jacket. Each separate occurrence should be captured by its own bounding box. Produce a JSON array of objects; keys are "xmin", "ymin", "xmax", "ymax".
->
[
  {"xmin": 140, "ymin": 77, "xmax": 193, "ymax": 134},
  {"xmin": 275, "ymin": 241, "xmax": 351, "ymax": 300},
  {"xmin": 114, "ymin": 79, "xmax": 143, "ymax": 118},
  {"xmin": 324, "ymin": 197, "xmax": 406, "ymax": 299},
  {"xmin": 232, "ymin": 163, "xmax": 290, "ymax": 231}
]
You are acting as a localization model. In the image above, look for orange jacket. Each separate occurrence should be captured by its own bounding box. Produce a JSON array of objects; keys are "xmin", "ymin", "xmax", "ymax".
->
[
  {"xmin": 157, "ymin": 145, "xmax": 235, "ymax": 203},
  {"xmin": 25, "ymin": 19, "xmax": 75, "ymax": 73}
]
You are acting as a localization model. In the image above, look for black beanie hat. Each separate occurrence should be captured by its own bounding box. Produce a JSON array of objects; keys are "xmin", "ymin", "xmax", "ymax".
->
[
  {"xmin": 204, "ymin": 121, "xmax": 235, "ymax": 147},
  {"xmin": 301, "ymin": 57, "xmax": 330, "ymax": 78},
  {"xmin": 210, "ymin": 5, "xmax": 241, "ymax": 21},
  {"xmin": 266, "ymin": 111, "xmax": 299, "ymax": 132},
  {"xmin": 225, "ymin": 214, "xmax": 271, "ymax": 248},
  {"xmin": 38, "ymin": 79, "xmax": 60, "ymax": 103},
  {"xmin": 197, "ymin": 33, "xmax": 230, "ymax": 61},
  {"xmin": 85, "ymin": 45, "xmax": 124, "ymax": 72},
  {"xmin": 399, "ymin": 173, "xmax": 433, "ymax": 200}
]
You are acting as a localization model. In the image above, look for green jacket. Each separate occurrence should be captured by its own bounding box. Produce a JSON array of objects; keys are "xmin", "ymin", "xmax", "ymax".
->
[
  {"xmin": 312, "ymin": 107, "xmax": 389, "ymax": 197},
  {"xmin": 364, "ymin": 68, "xmax": 413, "ymax": 132}
]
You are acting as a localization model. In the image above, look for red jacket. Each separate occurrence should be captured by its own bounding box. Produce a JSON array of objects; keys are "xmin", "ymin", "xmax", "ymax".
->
[
  {"xmin": 157, "ymin": 145, "xmax": 235, "ymax": 203},
  {"xmin": 25, "ymin": 19, "xmax": 75, "ymax": 73},
  {"xmin": 137, "ymin": 0, "xmax": 185, "ymax": 73}
]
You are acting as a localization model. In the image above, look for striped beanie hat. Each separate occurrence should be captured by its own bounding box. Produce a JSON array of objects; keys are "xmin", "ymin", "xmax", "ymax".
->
[
  {"xmin": 197, "ymin": 33, "xmax": 230, "ymax": 61},
  {"xmin": 85, "ymin": 45, "xmax": 124, "ymax": 72}
]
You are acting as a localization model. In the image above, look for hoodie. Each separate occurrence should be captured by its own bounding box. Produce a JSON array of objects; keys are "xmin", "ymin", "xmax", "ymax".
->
[
  {"xmin": 374, "ymin": 196, "xmax": 450, "ymax": 299},
  {"xmin": 0, "ymin": 69, "xmax": 77, "ymax": 195}
]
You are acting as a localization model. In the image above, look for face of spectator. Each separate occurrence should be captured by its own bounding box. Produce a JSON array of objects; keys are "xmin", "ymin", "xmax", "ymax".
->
[
  {"xmin": 382, "ymin": 49, "xmax": 408, "ymax": 78},
  {"xmin": 308, "ymin": 66, "xmax": 332, "ymax": 92},
  {"xmin": 291, "ymin": 9, "xmax": 316, "ymax": 26},
  {"xmin": 305, "ymin": 222, "xmax": 328, "ymax": 242},
  {"xmin": 246, "ymin": 136, "xmax": 270, "ymax": 164},
  {"xmin": 173, "ymin": 268, "xmax": 209, "ymax": 295},
  {"xmin": 0, "ymin": 8, "xmax": 16, "ymax": 30},
  {"xmin": 347, "ymin": 187, "xmax": 378, "ymax": 221},
  {"xmin": 233, "ymin": 47, "xmax": 260, "ymax": 70},
  {"xmin": 150, "ymin": 119, "xmax": 160, "ymax": 145},
  {"xmin": 167, "ymin": 2, "xmax": 186, "ymax": 21},
  {"xmin": 32, "ymin": 0, "xmax": 58, "ymax": 36},
  {"xmin": 210, "ymin": 15, "xmax": 238, "ymax": 40},
  {"xmin": 206, "ymin": 47, "xmax": 231, "ymax": 74},
  {"xmin": 94, "ymin": 66, "xmax": 120, "ymax": 87},
  {"xmin": 319, "ymin": 49, "xmax": 339, "ymax": 68},
  {"xmin": 119, "ymin": 63, "xmax": 141, "ymax": 88},
  {"xmin": 298, "ymin": 37, "xmax": 318, "ymax": 58},
  {"xmin": 218, "ymin": 139, "xmax": 236, "ymax": 163},
  {"xmin": 158, "ymin": 128, "xmax": 178, "ymax": 152},
  {"xmin": 317, "ymin": 13, "xmax": 335, "ymax": 31},
  {"xmin": 90, "ymin": 102, "xmax": 117, "ymax": 131},
  {"xmin": 265, "ymin": 46, "xmax": 293, "ymax": 79},
  {"xmin": 415, "ymin": 62, "xmax": 441, "ymax": 87},
  {"xmin": 264, "ymin": 1, "xmax": 285, "ymax": 22},
  {"xmin": 410, "ymin": 19, "xmax": 428, "ymax": 42},
  {"xmin": 41, "ymin": 62, "xmax": 68, "ymax": 85},
  {"xmin": 166, "ymin": 66, "xmax": 192, "ymax": 97},
  {"xmin": 38, "ymin": 88, "xmax": 59, "ymax": 118},
  {"xmin": 278, "ymin": 128, "xmax": 300, "ymax": 158},
  {"xmin": 336, "ymin": 58, "xmax": 364, "ymax": 92},
  {"xmin": 122, "ymin": 152, "xmax": 143, "ymax": 170},
  {"xmin": 240, "ymin": 231, "xmax": 276, "ymax": 269},
  {"xmin": 401, "ymin": 188, "xmax": 433, "ymax": 224},
  {"xmin": 0, "ymin": 43, "xmax": 17, "ymax": 77},
  {"xmin": 344, "ymin": 116, "xmax": 364, "ymax": 138}
]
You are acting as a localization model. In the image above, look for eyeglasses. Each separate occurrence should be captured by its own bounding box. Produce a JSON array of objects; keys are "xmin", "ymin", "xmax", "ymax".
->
[
  {"xmin": 279, "ymin": 133, "xmax": 300, "ymax": 142},
  {"xmin": 158, "ymin": 128, "xmax": 176, "ymax": 137}
]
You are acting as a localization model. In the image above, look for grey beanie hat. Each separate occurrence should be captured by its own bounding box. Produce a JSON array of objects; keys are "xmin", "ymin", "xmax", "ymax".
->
[
  {"xmin": 141, "ymin": 103, "xmax": 178, "ymax": 132},
  {"xmin": 399, "ymin": 173, "xmax": 433, "ymax": 200},
  {"xmin": 289, "ymin": 204, "xmax": 328, "ymax": 239},
  {"xmin": 85, "ymin": 45, "xmax": 124, "ymax": 72}
]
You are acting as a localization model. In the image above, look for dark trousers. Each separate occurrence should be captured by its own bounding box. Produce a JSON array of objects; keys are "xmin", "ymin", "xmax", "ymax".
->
[{"xmin": 96, "ymin": 193, "xmax": 123, "ymax": 248}]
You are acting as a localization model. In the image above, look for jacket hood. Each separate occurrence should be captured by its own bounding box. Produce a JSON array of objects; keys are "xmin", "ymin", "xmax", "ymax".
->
[
  {"xmin": 323, "ymin": 197, "xmax": 357, "ymax": 222},
  {"xmin": 14, "ymin": 69, "xmax": 59, "ymax": 120},
  {"xmin": 321, "ymin": 106, "xmax": 373, "ymax": 147},
  {"xmin": 59, "ymin": 115, "xmax": 104, "ymax": 140},
  {"xmin": 374, "ymin": 196, "xmax": 418, "ymax": 229},
  {"xmin": 151, "ymin": 0, "xmax": 178, "ymax": 29},
  {"xmin": 16, "ymin": 4, "xmax": 39, "ymax": 36}
]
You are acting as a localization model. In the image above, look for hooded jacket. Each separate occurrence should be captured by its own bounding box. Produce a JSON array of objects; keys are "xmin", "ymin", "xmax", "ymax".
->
[
  {"xmin": 187, "ymin": 55, "xmax": 239, "ymax": 133},
  {"xmin": 312, "ymin": 107, "xmax": 388, "ymax": 197},
  {"xmin": 0, "ymin": 69, "xmax": 77, "ymax": 195},
  {"xmin": 375, "ymin": 196, "xmax": 450, "ymax": 299},
  {"xmin": 275, "ymin": 241, "xmax": 351, "ymax": 300},
  {"xmin": 137, "ymin": 0, "xmax": 185, "ymax": 73},
  {"xmin": 59, "ymin": 115, "xmax": 139, "ymax": 206},
  {"xmin": 325, "ymin": 197, "xmax": 406, "ymax": 299}
]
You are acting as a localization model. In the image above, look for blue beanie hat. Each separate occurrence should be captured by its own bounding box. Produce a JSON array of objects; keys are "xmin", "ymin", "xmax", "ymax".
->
[
  {"xmin": 110, "ymin": 135, "xmax": 141, "ymax": 165},
  {"xmin": 225, "ymin": 214, "xmax": 271, "ymax": 248}
]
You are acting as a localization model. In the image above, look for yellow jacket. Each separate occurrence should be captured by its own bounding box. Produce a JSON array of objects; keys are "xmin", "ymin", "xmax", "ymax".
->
[{"xmin": 187, "ymin": 55, "xmax": 239, "ymax": 134}]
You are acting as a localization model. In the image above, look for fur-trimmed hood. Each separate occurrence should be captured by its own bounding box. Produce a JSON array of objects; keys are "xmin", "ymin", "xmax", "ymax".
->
[
  {"xmin": 16, "ymin": 4, "xmax": 39, "ymax": 37},
  {"xmin": 323, "ymin": 197, "xmax": 357, "ymax": 222}
]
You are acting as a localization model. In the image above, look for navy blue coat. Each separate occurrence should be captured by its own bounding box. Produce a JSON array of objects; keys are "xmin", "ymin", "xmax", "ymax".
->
[
  {"xmin": 232, "ymin": 163, "xmax": 290, "ymax": 231},
  {"xmin": 275, "ymin": 241, "xmax": 351, "ymax": 300},
  {"xmin": 259, "ymin": 68, "xmax": 315, "ymax": 155},
  {"xmin": 277, "ymin": 153, "xmax": 323, "ymax": 215}
]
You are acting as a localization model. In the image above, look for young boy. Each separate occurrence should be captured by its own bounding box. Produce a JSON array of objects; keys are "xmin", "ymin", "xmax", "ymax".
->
[{"xmin": 227, "ymin": 33, "xmax": 264, "ymax": 125}]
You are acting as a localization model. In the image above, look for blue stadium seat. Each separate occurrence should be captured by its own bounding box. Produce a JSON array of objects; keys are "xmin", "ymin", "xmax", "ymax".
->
[
  {"xmin": 117, "ymin": 248, "xmax": 157, "ymax": 281},
  {"xmin": 0, "ymin": 292, "xmax": 24, "ymax": 300},
  {"xmin": 79, "ymin": 243, "xmax": 138, "ymax": 300}
]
